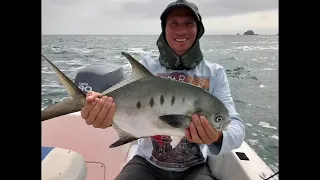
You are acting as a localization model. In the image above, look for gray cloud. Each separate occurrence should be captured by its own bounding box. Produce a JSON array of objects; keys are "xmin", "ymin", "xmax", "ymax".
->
[
  {"xmin": 43, "ymin": 0, "xmax": 79, "ymax": 6},
  {"xmin": 42, "ymin": 0, "xmax": 278, "ymax": 34},
  {"xmin": 43, "ymin": 0, "xmax": 278, "ymax": 19},
  {"xmin": 114, "ymin": 0, "xmax": 278, "ymax": 19}
]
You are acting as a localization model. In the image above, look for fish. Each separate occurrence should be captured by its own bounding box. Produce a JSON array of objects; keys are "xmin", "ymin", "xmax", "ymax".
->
[{"xmin": 41, "ymin": 52, "xmax": 231, "ymax": 148}]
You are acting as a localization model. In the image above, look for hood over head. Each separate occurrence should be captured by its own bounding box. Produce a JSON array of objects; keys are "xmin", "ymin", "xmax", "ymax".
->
[{"xmin": 157, "ymin": 0, "xmax": 205, "ymax": 70}]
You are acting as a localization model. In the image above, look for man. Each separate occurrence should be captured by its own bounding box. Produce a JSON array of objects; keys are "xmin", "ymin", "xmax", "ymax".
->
[{"xmin": 81, "ymin": 0, "xmax": 245, "ymax": 179}]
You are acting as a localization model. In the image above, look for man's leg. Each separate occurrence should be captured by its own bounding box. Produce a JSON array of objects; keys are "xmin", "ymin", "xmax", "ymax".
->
[
  {"xmin": 115, "ymin": 155, "xmax": 160, "ymax": 180},
  {"xmin": 182, "ymin": 163, "xmax": 217, "ymax": 180}
]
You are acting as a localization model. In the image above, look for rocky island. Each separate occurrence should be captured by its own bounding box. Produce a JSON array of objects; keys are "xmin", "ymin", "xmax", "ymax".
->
[{"xmin": 243, "ymin": 30, "xmax": 258, "ymax": 35}]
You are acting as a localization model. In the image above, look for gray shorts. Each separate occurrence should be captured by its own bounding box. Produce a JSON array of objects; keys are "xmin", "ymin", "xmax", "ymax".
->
[{"xmin": 115, "ymin": 155, "xmax": 217, "ymax": 180}]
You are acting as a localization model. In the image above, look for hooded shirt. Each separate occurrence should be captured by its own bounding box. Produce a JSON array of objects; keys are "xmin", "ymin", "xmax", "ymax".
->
[{"xmin": 134, "ymin": 0, "xmax": 245, "ymax": 172}]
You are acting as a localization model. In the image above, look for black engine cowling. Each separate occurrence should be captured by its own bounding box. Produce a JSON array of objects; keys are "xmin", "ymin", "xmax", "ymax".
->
[{"xmin": 74, "ymin": 65, "xmax": 124, "ymax": 93}]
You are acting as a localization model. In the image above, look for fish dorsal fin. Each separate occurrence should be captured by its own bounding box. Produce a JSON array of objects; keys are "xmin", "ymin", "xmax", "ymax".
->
[{"xmin": 102, "ymin": 52, "xmax": 155, "ymax": 95}]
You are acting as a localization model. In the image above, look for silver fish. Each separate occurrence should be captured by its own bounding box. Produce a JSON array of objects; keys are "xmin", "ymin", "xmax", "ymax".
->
[{"xmin": 41, "ymin": 52, "xmax": 231, "ymax": 148}]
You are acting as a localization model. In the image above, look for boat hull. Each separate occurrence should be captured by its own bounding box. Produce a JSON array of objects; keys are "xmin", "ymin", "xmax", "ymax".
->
[{"xmin": 41, "ymin": 112, "xmax": 278, "ymax": 180}]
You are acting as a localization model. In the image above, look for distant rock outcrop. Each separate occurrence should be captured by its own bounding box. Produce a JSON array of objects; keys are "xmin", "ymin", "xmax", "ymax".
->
[{"xmin": 243, "ymin": 30, "xmax": 257, "ymax": 35}]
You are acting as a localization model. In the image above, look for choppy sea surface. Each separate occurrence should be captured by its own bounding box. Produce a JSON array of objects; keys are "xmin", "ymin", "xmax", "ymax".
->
[{"xmin": 41, "ymin": 35, "xmax": 279, "ymax": 172}]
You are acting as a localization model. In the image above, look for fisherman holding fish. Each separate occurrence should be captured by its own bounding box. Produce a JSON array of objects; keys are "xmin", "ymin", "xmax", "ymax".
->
[{"xmin": 80, "ymin": 0, "xmax": 245, "ymax": 179}]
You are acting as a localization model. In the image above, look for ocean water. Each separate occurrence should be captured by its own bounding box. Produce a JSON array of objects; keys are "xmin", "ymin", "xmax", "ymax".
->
[{"xmin": 41, "ymin": 35, "xmax": 279, "ymax": 172}]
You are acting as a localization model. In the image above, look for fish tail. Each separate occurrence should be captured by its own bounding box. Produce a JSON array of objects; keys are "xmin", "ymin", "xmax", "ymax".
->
[{"xmin": 41, "ymin": 55, "xmax": 86, "ymax": 121}]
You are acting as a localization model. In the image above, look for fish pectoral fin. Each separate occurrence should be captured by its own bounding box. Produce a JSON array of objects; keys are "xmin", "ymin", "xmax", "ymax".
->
[
  {"xmin": 109, "ymin": 124, "xmax": 139, "ymax": 148},
  {"xmin": 170, "ymin": 136, "xmax": 184, "ymax": 148},
  {"xmin": 159, "ymin": 115, "xmax": 191, "ymax": 128}
]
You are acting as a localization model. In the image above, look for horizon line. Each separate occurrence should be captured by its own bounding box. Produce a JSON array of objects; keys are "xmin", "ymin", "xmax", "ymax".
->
[{"xmin": 42, "ymin": 34, "xmax": 278, "ymax": 36}]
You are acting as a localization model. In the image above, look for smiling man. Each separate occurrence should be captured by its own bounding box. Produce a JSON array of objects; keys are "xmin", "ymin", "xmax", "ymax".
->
[
  {"xmin": 80, "ymin": 0, "xmax": 245, "ymax": 179},
  {"xmin": 164, "ymin": 6, "xmax": 197, "ymax": 56}
]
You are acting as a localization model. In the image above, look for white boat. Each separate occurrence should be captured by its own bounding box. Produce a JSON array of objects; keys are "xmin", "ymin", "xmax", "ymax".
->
[{"xmin": 41, "ymin": 62, "xmax": 278, "ymax": 180}]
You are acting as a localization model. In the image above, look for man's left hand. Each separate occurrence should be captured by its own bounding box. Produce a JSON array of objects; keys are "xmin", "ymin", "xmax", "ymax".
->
[{"xmin": 185, "ymin": 114, "xmax": 222, "ymax": 145}]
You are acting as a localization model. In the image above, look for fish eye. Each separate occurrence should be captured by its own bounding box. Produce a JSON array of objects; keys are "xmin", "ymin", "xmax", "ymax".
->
[{"xmin": 215, "ymin": 115, "xmax": 224, "ymax": 123}]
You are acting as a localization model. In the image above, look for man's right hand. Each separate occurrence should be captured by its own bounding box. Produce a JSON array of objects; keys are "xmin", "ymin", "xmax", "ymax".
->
[{"xmin": 80, "ymin": 91, "xmax": 116, "ymax": 129}]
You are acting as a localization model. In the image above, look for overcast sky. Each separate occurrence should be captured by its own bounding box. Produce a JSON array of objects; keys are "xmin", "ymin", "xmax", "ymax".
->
[{"xmin": 42, "ymin": 0, "xmax": 278, "ymax": 35}]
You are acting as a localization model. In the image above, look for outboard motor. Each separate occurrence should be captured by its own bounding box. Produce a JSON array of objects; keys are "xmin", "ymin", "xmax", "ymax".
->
[{"xmin": 75, "ymin": 65, "xmax": 125, "ymax": 93}]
